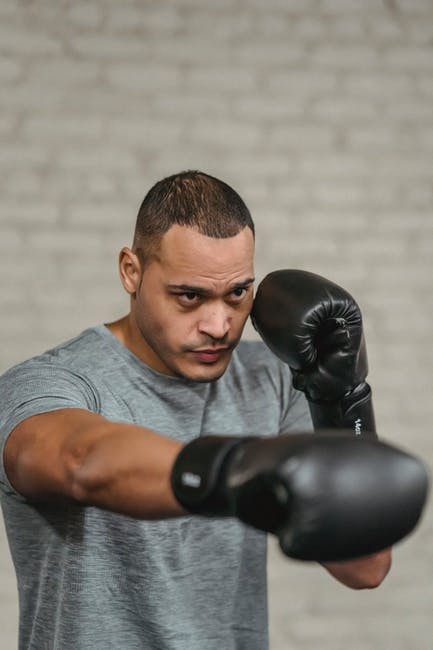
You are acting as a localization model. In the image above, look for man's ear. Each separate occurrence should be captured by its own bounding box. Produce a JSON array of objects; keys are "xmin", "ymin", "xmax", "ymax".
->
[{"xmin": 118, "ymin": 247, "xmax": 142, "ymax": 295}]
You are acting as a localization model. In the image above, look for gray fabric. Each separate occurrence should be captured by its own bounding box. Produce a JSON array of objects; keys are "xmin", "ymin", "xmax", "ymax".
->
[{"xmin": 0, "ymin": 325, "xmax": 313, "ymax": 650}]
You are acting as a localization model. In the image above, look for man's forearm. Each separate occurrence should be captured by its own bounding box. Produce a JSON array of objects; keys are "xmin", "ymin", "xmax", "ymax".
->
[
  {"xmin": 321, "ymin": 548, "xmax": 392, "ymax": 589},
  {"xmin": 69, "ymin": 418, "xmax": 186, "ymax": 519},
  {"xmin": 6, "ymin": 409, "xmax": 186, "ymax": 520}
]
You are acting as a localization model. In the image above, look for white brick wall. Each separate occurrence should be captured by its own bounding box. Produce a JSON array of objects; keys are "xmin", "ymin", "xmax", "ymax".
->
[{"xmin": 1, "ymin": 1, "xmax": 433, "ymax": 648}]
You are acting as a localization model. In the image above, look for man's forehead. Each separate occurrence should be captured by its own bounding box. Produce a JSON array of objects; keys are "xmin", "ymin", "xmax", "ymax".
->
[
  {"xmin": 147, "ymin": 226, "xmax": 254, "ymax": 291},
  {"xmin": 158, "ymin": 224, "xmax": 254, "ymax": 267}
]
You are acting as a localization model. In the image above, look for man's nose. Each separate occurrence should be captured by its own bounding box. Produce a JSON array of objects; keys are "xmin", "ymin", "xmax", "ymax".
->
[{"xmin": 197, "ymin": 303, "xmax": 231, "ymax": 341}]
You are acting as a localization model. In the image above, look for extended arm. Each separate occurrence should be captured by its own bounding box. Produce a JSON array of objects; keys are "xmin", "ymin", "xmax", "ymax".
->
[{"xmin": 5, "ymin": 410, "xmax": 425, "ymax": 591}]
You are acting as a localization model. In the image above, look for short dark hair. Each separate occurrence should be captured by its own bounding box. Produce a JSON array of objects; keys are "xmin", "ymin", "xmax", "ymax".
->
[{"xmin": 132, "ymin": 170, "xmax": 254, "ymax": 265}]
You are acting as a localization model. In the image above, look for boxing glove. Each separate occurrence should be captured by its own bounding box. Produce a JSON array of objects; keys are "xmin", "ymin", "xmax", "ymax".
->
[
  {"xmin": 251, "ymin": 269, "xmax": 375, "ymax": 436},
  {"xmin": 171, "ymin": 433, "xmax": 428, "ymax": 562}
]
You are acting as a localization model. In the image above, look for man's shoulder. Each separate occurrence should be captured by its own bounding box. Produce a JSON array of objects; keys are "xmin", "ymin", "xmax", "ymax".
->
[
  {"xmin": 234, "ymin": 339, "xmax": 284, "ymax": 370},
  {"xmin": 0, "ymin": 328, "xmax": 106, "ymax": 435},
  {"xmin": 0, "ymin": 326, "xmax": 106, "ymax": 380},
  {"xmin": 41, "ymin": 326, "xmax": 106, "ymax": 366},
  {"xmin": 228, "ymin": 339, "xmax": 291, "ymax": 391}
]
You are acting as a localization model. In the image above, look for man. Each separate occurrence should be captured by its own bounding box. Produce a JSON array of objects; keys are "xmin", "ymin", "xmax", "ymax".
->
[{"xmin": 0, "ymin": 171, "xmax": 392, "ymax": 649}]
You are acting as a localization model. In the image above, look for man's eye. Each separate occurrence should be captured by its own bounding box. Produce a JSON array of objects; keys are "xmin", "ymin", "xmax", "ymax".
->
[
  {"xmin": 179, "ymin": 292, "xmax": 199, "ymax": 304},
  {"xmin": 230, "ymin": 287, "xmax": 247, "ymax": 300}
]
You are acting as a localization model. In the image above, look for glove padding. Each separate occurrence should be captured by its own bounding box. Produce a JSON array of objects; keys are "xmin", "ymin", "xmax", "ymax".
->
[
  {"xmin": 251, "ymin": 269, "xmax": 375, "ymax": 436},
  {"xmin": 171, "ymin": 432, "xmax": 429, "ymax": 562}
]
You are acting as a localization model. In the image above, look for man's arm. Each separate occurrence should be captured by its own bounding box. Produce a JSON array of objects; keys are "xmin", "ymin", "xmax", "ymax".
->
[
  {"xmin": 322, "ymin": 549, "xmax": 392, "ymax": 589},
  {"xmin": 5, "ymin": 411, "xmax": 421, "ymax": 592},
  {"xmin": 4, "ymin": 408, "xmax": 186, "ymax": 519},
  {"xmin": 250, "ymin": 270, "xmax": 395, "ymax": 587}
]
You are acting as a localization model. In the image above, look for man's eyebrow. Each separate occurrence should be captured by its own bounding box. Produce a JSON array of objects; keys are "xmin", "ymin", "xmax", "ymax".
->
[{"xmin": 167, "ymin": 278, "xmax": 255, "ymax": 296}]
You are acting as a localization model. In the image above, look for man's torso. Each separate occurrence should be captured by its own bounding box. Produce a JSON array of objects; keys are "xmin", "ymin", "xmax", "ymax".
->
[{"xmin": 0, "ymin": 326, "xmax": 312, "ymax": 650}]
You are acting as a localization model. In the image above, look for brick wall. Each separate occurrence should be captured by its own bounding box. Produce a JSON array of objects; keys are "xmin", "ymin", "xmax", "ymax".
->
[{"xmin": 1, "ymin": 1, "xmax": 433, "ymax": 648}]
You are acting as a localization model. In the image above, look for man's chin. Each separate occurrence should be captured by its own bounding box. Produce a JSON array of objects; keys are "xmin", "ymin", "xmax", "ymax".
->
[
  {"xmin": 187, "ymin": 369, "xmax": 227, "ymax": 383},
  {"xmin": 174, "ymin": 355, "xmax": 232, "ymax": 383}
]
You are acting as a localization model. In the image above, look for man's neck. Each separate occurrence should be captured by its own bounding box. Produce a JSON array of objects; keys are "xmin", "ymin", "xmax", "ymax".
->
[{"xmin": 105, "ymin": 315, "xmax": 171, "ymax": 375}]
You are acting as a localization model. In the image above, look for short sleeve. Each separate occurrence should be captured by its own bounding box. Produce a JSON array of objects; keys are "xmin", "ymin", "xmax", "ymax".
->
[
  {"xmin": 278, "ymin": 363, "xmax": 314, "ymax": 434},
  {"xmin": 0, "ymin": 361, "xmax": 100, "ymax": 495}
]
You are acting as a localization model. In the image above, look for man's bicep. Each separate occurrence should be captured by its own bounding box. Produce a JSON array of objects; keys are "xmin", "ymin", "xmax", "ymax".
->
[
  {"xmin": 0, "ymin": 361, "xmax": 100, "ymax": 497},
  {"xmin": 3, "ymin": 408, "xmax": 107, "ymax": 501}
]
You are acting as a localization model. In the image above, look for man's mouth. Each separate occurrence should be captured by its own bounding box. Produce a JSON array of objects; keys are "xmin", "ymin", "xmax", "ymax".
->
[{"xmin": 190, "ymin": 348, "xmax": 229, "ymax": 363}]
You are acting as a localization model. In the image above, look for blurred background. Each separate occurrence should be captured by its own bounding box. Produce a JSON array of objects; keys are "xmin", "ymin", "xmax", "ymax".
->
[{"xmin": 1, "ymin": 0, "xmax": 433, "ymax": 648}]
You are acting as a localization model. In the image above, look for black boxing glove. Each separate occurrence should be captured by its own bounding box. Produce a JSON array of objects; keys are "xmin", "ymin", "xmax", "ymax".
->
[
  {"xmin": 171, "ymin": 433, "xmax": 428, "ymax": 561},
  {"xmin": 251, "ymin": 269, "xmax": 375, "ymax": 437}
]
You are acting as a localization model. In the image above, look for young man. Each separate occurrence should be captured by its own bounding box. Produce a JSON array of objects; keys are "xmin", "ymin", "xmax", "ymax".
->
[{"xmin": 0, "ymin": 171, "xmax": 391, "ymax": 649}]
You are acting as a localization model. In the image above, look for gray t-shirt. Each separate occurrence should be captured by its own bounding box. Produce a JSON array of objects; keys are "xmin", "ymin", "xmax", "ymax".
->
[{"xmin": 0, "ymin": 325, "xmax": 312, "ymax": 650}]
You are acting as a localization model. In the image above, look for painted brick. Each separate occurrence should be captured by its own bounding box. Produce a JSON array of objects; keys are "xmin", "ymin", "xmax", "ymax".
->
[
  {"xmin": 25, "ymin": 230, "xmax": 105, "ymax": 257},
  {"xmin": 0, "ymin": 116, "xmax": 17, "ymax": 137},
  {"xmin": 0, "ymin": 57, "xmax": 21, "ymax": 82},
  {"xmin": 106, "ymin": 5, "xmax": 180, "ymax": 33},
  {"xmin": 396, "ymin": 0, "xmax": 433, "ymax": 12},
  {"xmin": 1, "ymin": 202, "xmax": 58, "ymax": 226},
  {"xmin": 405, "ymin": 20, "xmax": 433, "ymax": 44},
  {"xmin": 147, "ymin": 37, "xmax": 230, "ymax": 66},
  {"xmin": 106, "ymin": 64, "xmax": 181, "ymax": 91},
  {"xmin": 64, "ymin": 202, "xmax": 133, "ymax": 227},
  {"xmin": 66, "ymin": 2, "xmax": 104, "ymax": 29},
  {"xmin": 310, "ymin": 44, "xmax": 380, "ymax": 68},
  {"xmin": 267, "ymin": 124, "xmax": 335, "ymax": 150},
  {"xmin": 319, "ymin": 0, "xmax": 387, "ymax": 12},
  {"xmin": 231, "ymin": 95, "xmax": 304, "ymax": 121},
  {"xmin": 23, "ymin": 116, "xmax": 104, "ymax": 142},
  {"xmin": 384, "ymin": 100, "xmax": 433, "ymax": 122},
  {"xmin": 414, "ymin": 73, "xmax": 433, "ymax": 96},
  {"xmin": 28, "ymin": 59, "xmax": 101, "ymax": 86},
  {"xmin": 1, "ymin": 28, "xmax": 61, "ymax": 56},
  {"xmin": 184, "ymin": 66, "xmax": 257, "ymax": 91},
  {"xmin": 54, "ymin": 148, "xmax": 138, "ymax": 173},
  {"xmin": 2, "ymin": 171, "xmax": 42, "ymax": 196},
  {"xmin": 181, "ymin": 10, "xmax": 255, "ymax": 39},
  {"xmin": 265, "ymin": 70, "xmax": 339, "ymax": 95},
  {"xmin": 70, "ymin": 34, "xmax": 146, "ymax": 59},
  {"xmin": 0, "ymin": 146, "xmax": 50, "ymax": 168},
  {"xmin": 383, "ymin": 46, "xmax": 433, "ymax": 69},
  {"xmin": 0, "ymin": 83, "xmax": 65, "ymax": 111},
  {"xmin": 220, "ymin": 154, "xmax": 294, "ymax": 178},
  {"xmin": 189, "ymin": 119, "xmax": 261, "ymax": 148},
  {"xmin": 325, "ymin": 16, "xmax": 367, "ymax": 39},
  {"xmin": 297, "ymin": 154, "xmax": 369, "ymax": 177},
  {"xmin": 244, "ymin": 0, "xmax": 318, "ymax": 11},
  {"xmin": 251, "ymin": 14, "xmax": 294, "ymax": 37},
  {"xmin": 310, "ymin": 98, "xmax": 377, "ymax": 121},
  {"xmin": 344, "ymin": 72, "xmax": 414, "ymax": 96},
  {"xmin": 234, "ymin": 42, "xmax": 305, "ymax": 67},
  {"xmin": 367, "ymin": 15, "xmax": 407, "ymax": 42}
]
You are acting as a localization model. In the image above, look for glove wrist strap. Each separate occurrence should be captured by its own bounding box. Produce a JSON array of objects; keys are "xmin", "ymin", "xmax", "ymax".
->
[
  {"xmin": 171, "ymin": 436, "xmax": 250, "ymax": 515},
  {"xmin": 308, "ymin": 383, "xmax": 377, "ymax": 437}
]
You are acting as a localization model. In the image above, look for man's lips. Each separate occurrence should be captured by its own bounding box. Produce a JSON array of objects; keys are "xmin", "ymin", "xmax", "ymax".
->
[{"xmin": 189, "ymin": 348, "xmax": 230, "ymax": 363}]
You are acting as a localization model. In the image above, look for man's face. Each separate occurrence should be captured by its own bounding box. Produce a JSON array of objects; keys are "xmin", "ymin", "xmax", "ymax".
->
[{"xmin": 132, "ymin": 225, "xmax": 255, "ymax": 382}]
